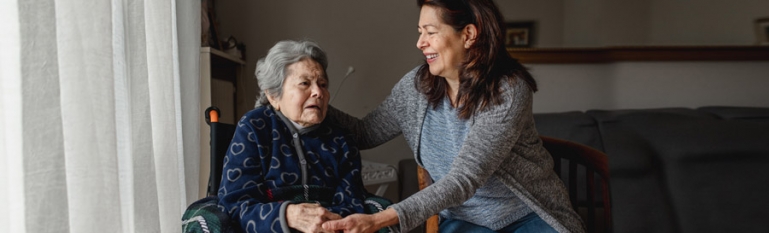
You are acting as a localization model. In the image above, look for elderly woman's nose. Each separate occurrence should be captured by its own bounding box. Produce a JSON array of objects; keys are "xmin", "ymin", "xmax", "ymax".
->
[{"xmin": 310, "ymin": 84, "xmax": 324, "ymax": 98}]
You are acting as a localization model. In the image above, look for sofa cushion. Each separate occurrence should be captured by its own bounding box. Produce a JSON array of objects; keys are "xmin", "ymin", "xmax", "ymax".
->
[
  {"xmin": 639, "ymin": 118, "xmax": 769, "ymax": 233},
  {"xmin": 578, "ymin": 109, "xmax": 702, "ymax": 233}
]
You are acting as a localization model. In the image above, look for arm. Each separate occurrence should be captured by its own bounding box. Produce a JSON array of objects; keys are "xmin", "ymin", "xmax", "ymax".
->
[
  {"xmin": 217, "ymin": 115, "xmax": 288, "ymax": 232},
  {"xmin": 391, "ymin": 81, "xmax": 534, "ymax": 231},
  {"xmin": 325, "ymin": 138, "xmax": 368, "ymax": 216},
  {"xmin": 324, "ymin": 80, "xmax": 535, "ymax": 233},
  {"xmin": 326, "ymin": 68, "xmax": 419, "ymax": 149}
]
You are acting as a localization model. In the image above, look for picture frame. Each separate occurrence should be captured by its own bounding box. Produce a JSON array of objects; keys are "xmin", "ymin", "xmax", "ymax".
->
[
  {"xmin": 202, "ymin": 0, "xmax": 223, "ymax": 49},
  {"xmin": 505, "ymin": 21, "xmax": 535, "ymax": 48},
  {"xmin": 756, "ymin": 17, "xmax": 769, "ymax": 45}
]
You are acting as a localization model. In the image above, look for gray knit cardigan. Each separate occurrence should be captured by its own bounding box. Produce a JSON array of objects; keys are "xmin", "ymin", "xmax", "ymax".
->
[{"xmin": 328, "ymin": 67, "xmax": 585, "ymax": 233}]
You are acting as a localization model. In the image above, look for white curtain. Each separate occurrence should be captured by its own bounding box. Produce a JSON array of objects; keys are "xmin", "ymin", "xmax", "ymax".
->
[{"xmin": 0, "ymin": 0, "xmax": 201, "ymax": 232}]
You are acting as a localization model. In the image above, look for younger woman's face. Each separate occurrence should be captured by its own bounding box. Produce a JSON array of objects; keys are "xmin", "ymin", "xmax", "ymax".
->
[{"xmin": 416, "ymin": 5, "xmax": 467, "ymax": 81}]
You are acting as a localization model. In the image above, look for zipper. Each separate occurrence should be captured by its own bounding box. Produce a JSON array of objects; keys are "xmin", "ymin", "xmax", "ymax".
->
[{"xmin": 292, "ymin": 132, "xmax": 309, "ymax": 201}]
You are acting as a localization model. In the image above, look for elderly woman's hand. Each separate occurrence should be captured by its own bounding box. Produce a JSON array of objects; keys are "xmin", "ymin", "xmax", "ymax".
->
[
  {"xmin": 287, "ymin": 203, "xmax": 342, "ymax": 233},
  {"xmin": 322, "ymin": 208, "xmax": 399, "ymax": 233}
]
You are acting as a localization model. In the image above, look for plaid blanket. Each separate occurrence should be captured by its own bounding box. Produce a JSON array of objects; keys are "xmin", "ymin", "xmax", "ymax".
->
[
  {"xmin": 182, "ymin": 197, "xmax": 234, "ymax": 233},
  {"xmin": 364, "ymin": 196, "xmax": 399, "ymax": 233},
  {"xmin": 182, "ymin": 196, "xmax": 398, "ymax": 233}
]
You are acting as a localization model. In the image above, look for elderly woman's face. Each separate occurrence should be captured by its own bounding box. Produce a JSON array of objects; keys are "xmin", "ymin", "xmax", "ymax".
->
[{"xmin": 267, "ymin": 58, "xmax": 329, "ymax": 127}]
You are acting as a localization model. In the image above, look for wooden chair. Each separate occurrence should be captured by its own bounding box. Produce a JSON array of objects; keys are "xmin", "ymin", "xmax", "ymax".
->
[
  {"xmin": 417, "ymin": 136, "xmax": 612, "ymax": 233},
  {"xmin": 541, "ymin": 136, "xmax": 612, "ymax": 233}
]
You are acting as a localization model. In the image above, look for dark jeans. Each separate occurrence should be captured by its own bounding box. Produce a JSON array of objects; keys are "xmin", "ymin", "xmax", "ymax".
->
[{"xmin": 438, "ymin": 212, "xmax": 558, "ymax": 233}]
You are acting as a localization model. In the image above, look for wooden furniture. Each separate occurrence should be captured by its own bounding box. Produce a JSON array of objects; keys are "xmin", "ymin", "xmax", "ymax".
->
[
  {"xmin": 198, "ymin": 47, "xmax": 245, "ymax": 198},
  {"xmin": 418, "ymin": 136, "xmax": 612, "ymax": 233},
  {"xmin": 541, "ymin": 136, "xmax": 612, "ymax": 233},
  {"xmin": 508, "ymin": 45, "xmax": 769, "ymax": 64},
  {"xmin": 417, "ymin": 166, "xmax": 439, "ymax": 233}
]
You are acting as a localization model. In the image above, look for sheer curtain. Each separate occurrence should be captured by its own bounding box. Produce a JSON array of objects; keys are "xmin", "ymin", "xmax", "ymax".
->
[{"xmin": 0, "ymin": 0, "xmax": 201, "ymax": 232}]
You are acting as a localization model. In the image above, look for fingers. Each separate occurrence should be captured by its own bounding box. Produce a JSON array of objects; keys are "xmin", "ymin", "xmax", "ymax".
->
[
  {"xmin": 322, "ymin": 218, "xmax": 349, "ymax": 231},
  {"xmin": 287, "ymin": 203, "xmax": 344, "ymax": 233},
  {"xmin": 323, "ymin": 212, "xmax": 342, "ymax": 221}
]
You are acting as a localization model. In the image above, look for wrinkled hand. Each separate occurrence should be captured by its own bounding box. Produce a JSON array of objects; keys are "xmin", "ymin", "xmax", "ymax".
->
[
  {"xmin": 322, "ymin": 213, "xmax": 380, "ymax": 233},
  {"xmin": 286, "ymin": 203, "xmax": 342, "ymax": 233}
]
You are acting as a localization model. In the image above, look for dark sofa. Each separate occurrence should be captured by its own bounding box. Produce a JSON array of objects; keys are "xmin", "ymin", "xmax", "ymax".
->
[{"xmin": 399, "ymin": 106, "xmax": 769, "ymax": 233}]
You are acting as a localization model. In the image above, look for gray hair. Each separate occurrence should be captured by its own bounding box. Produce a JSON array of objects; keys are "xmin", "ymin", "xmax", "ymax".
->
[{"xmin": 254, "ymin": 40, "xmax": 328, "ymax": 107}]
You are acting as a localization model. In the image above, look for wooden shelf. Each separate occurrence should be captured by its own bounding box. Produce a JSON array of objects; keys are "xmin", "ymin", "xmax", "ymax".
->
[
  {"xmin": 508, "ymin": 46, "xmax": 769, "ymax": 64},
  {"xmin": 201, "ymin": 47, "xmax": 245, "ymax": 64},
  {"xmin": 198, "ymin": 47, "xmax": 246, "ymax": 198}
]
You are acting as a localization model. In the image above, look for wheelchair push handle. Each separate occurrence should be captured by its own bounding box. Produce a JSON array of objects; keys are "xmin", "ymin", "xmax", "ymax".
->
[{"xmin": 205, "ymin": 106, "xmax": 221, "ymax": 125}]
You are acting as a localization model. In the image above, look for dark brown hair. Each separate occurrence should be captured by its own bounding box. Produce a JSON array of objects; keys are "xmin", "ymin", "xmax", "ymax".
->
[{"xmin": 416, "ymin": 0, "xmax": 537, "ymax": 119}]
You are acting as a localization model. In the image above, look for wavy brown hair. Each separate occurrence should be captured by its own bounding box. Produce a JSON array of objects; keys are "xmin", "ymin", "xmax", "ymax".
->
[{"xmin": 416, "ymin": 0, "xmax": 537, "ymax": 120}]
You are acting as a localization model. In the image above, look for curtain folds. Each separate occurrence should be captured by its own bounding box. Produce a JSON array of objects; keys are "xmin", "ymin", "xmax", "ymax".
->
[{"xmin": 0, "ymin": 0, "xmax": 200, "ymax": 232}]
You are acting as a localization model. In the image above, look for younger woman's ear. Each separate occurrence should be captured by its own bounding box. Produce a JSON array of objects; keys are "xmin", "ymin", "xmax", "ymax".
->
[{"xmin": 463, "ymin": 24, "xmax": 478, "ymax": 48}]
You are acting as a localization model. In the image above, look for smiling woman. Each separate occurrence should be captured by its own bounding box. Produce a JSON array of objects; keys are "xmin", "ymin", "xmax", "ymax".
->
[{"xmin": 321, "ymin": 0, "xmax": 584, "ymax": 232}]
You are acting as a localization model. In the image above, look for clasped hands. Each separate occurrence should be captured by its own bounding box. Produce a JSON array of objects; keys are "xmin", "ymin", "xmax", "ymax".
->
[
  {"xmin": 286, "ymin": 203, "xmax": 379, "ymax": 233},
  {"xmin": 287, "ymin": 203, "xmax": 380, "ymax": 233}
]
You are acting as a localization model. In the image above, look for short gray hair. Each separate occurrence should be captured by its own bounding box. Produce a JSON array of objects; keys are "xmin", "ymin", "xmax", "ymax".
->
[{"xmin": 254, "ymin": 40, "xmax": 328, "ymax": 107}]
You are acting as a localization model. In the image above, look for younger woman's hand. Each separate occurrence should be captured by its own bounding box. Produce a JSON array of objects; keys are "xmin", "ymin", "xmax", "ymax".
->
[
  {"xmin": 286, "ymin": 203, "xmax": 342, "ymax": 233},
  {"xmin": 323, "ymin": 208, "xmax": 399, "ymax": 233},
  {"xmin": 322, "ymin": 213, "xmax": 379, "ymax": 233}
]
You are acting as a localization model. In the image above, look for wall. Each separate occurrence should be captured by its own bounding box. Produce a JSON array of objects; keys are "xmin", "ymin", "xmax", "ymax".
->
[
  {"xmin": 558, "ymin": 0, "xmax": 769, "ymax": 47},
  {"xmin": 214, "ymin": 0, "xmax": 769, "ymax": 200},
  {"xmin": 531, "ymin": 61, "xmax": 769, "ymax": 113},
  {"xmin": 649, "ymin": 0, "xmax": 769, "ymax": 45}
]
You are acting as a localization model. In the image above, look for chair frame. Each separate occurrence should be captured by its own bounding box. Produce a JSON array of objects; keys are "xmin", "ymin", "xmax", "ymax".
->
[
  {"xmin": 541, "ymin": 136, "xmax": 612, "ymax": 233},
  {"xmin": 204, "ymin": 106, "xmax": 237, "ymax": 197}
]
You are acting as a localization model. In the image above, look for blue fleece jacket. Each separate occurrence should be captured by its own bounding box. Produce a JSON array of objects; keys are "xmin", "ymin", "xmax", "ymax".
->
[{"xmin": 218, "ymin": 105, "xmax": 367, "ymax": 232}]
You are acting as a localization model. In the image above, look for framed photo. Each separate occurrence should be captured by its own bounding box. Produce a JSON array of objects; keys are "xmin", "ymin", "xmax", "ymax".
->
[
  {"xmin": 756, "ymin": 17, "xmax": 769, "ymax": 45},
  {"xmin": 505, "ymin": 21, "xmax": 535, "ymax": 48},
  {"xmin": 202, "ymin": 0, "xmax": 222, "ymax": 49}
]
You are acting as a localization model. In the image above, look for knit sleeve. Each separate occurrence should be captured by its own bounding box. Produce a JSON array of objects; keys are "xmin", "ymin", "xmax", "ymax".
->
[
  {"xmin": 391, "ymin": 79, "xmax": 533, "ymax": 232},
  {"xmin": 326, "ymin": 68, "xmax": 419, "ymax": 149}
]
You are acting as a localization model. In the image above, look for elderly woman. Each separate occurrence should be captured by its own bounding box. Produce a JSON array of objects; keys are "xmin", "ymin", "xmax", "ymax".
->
[{"xmin": 217, "ymin": 40, "xmax": 390, "ymax": 233}]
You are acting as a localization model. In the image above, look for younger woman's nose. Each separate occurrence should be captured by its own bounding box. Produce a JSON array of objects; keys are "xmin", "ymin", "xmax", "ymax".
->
[{"xmin": 416, "ymin": 36, "xmax": 426, "ymax": 50}]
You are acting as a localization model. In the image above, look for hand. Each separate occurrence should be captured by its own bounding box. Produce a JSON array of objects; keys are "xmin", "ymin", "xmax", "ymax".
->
[
  {"xmin": 322, "ymin": 213, "xmax": 380, "ymax": 233},
  {"xmin": 286, "ymin": 203, "xmax": 342, "ymax": 233},
  {"xmin": 324, "ymin": 208, "xmax": 399, "ymax": 233}
]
